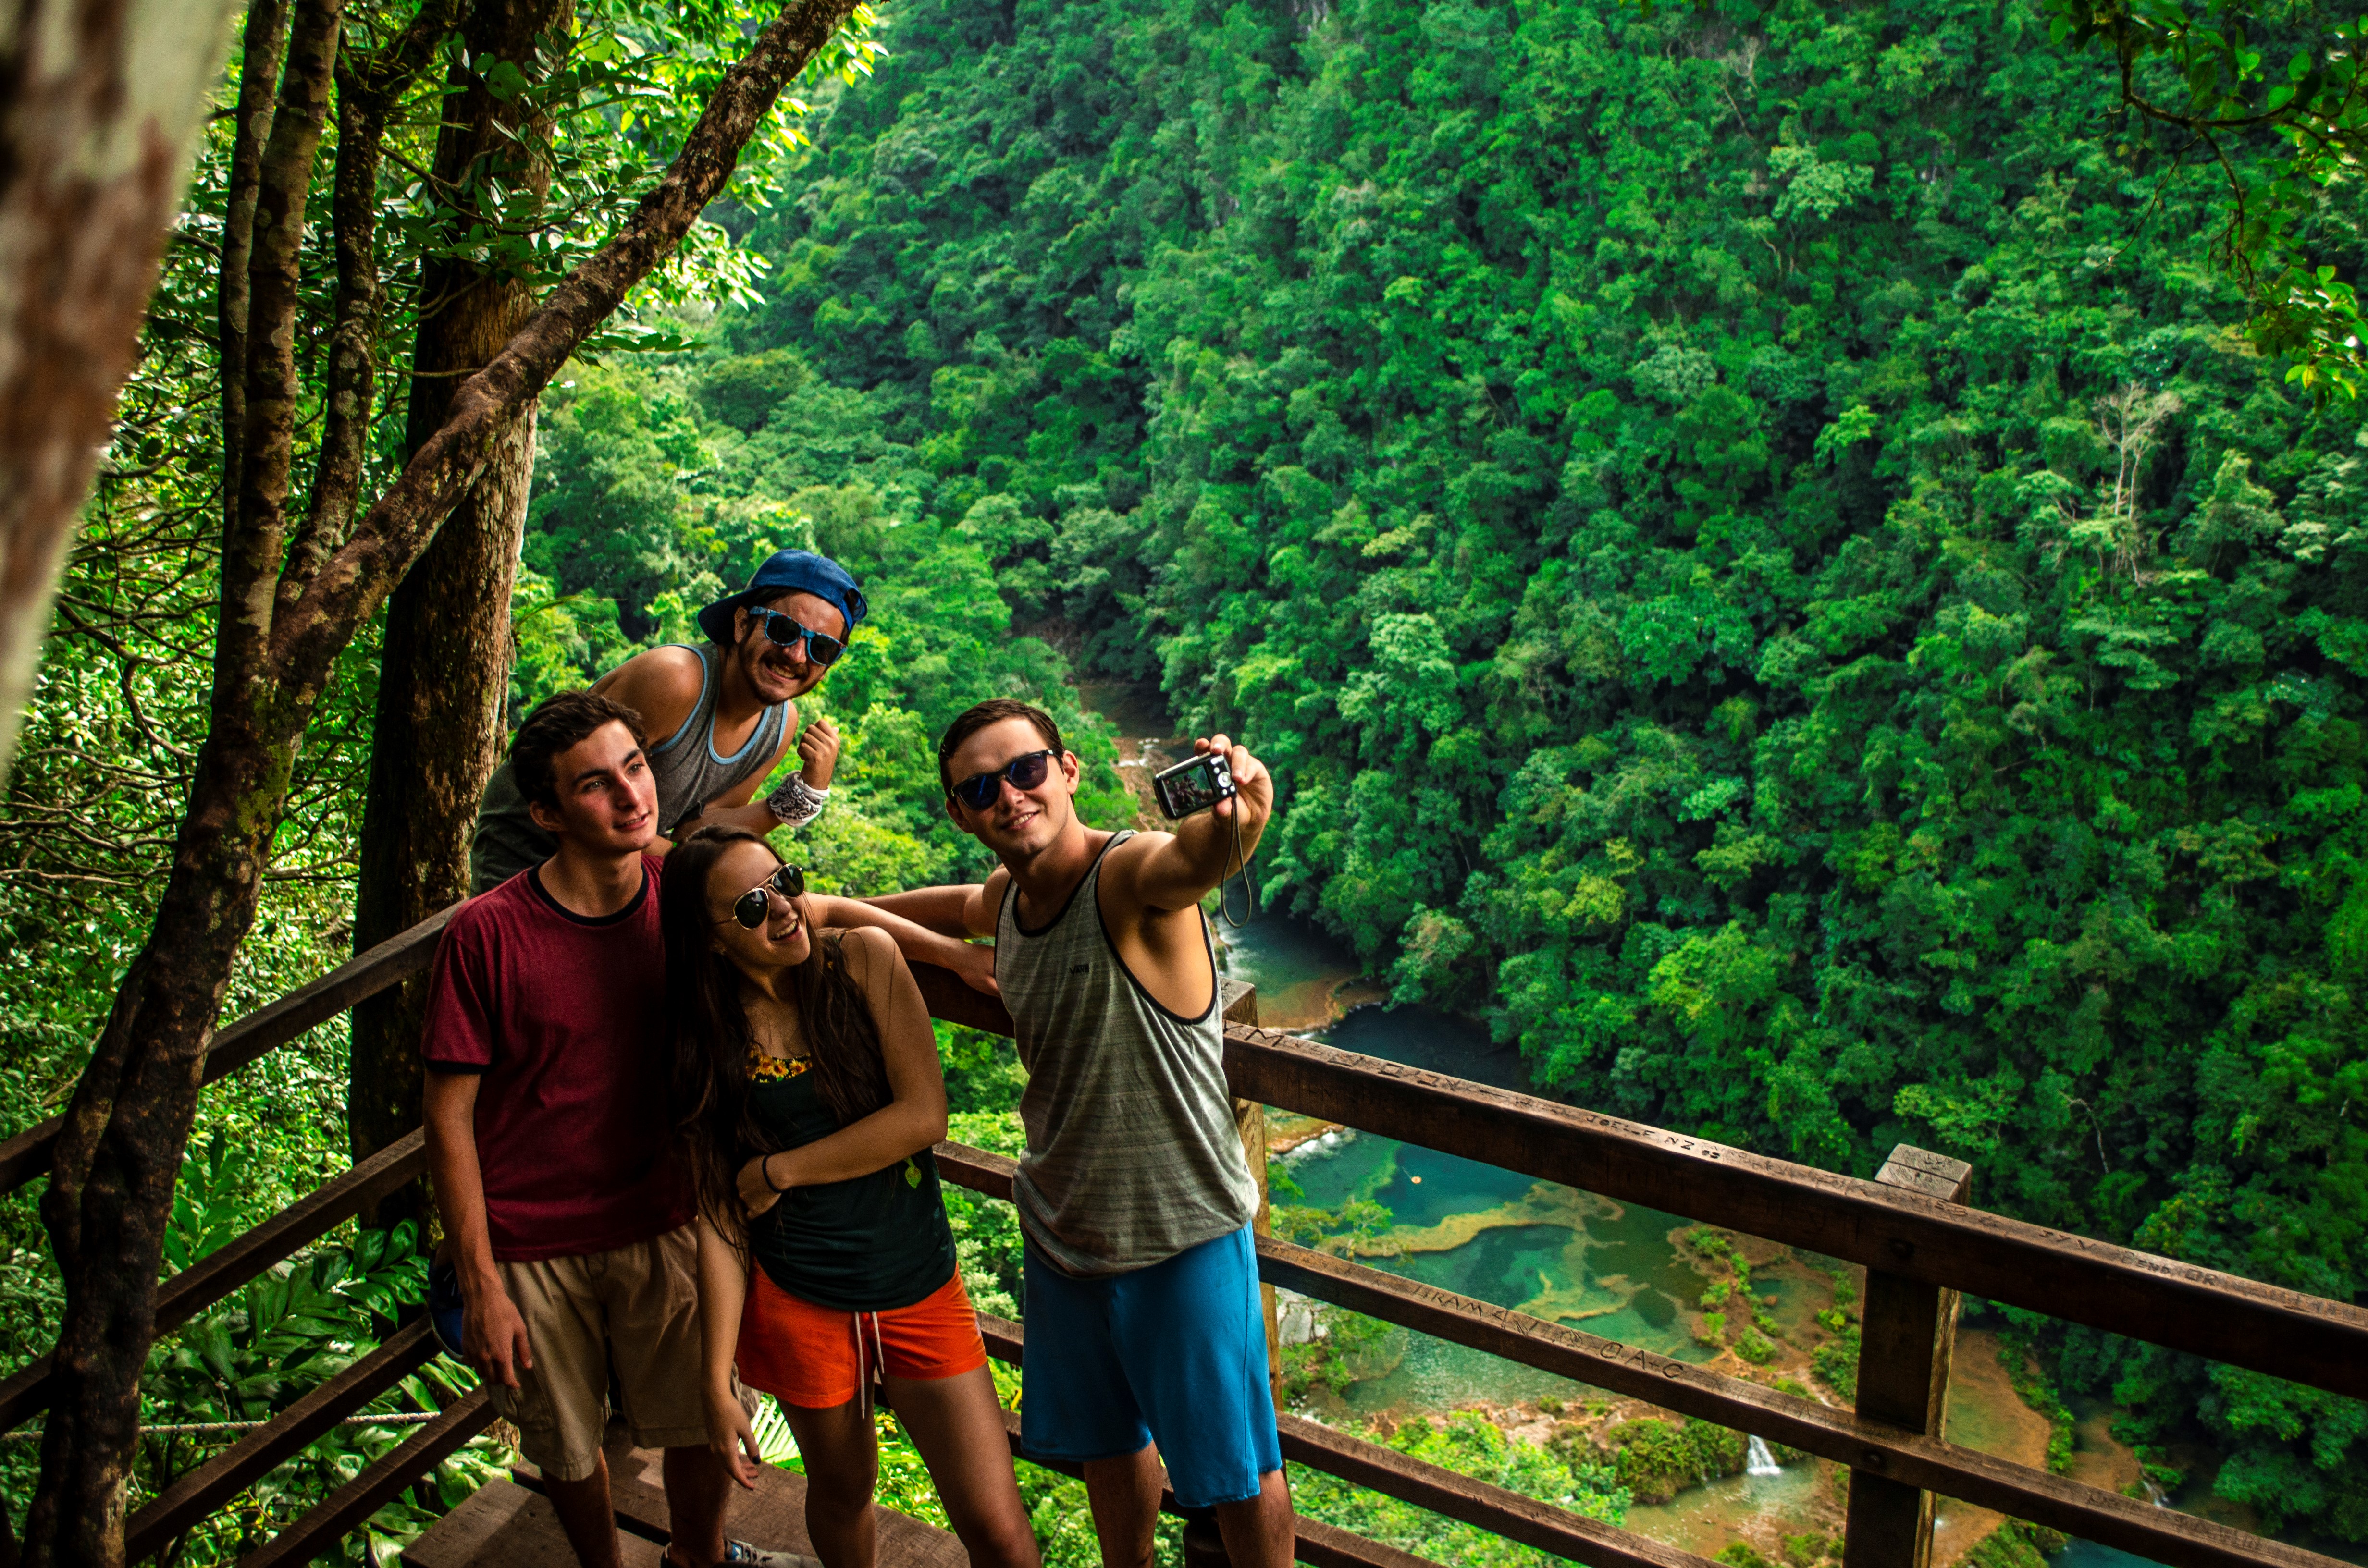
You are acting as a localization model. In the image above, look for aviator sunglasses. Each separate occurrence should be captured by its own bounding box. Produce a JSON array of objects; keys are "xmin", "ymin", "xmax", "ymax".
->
[
  {"xmin": 749, "ymin": 608, "xmax": 851, "ymax": 666},
  {"xmin": 717, "ymin": 864, "xmax": 808, "ymax": 930},
  {"xmin": 951, "ymin": 748, "xmax": 1059, "ymax": 810}
]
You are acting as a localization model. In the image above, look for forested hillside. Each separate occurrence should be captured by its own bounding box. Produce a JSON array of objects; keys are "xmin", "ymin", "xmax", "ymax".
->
[
  {"xmin": 2, "ymin": 0, "xmax": 2363, "ymax": 1547},
  {"xmin": 502, "ymin": 0, "xmax": 2368, "ymax": 1532}
]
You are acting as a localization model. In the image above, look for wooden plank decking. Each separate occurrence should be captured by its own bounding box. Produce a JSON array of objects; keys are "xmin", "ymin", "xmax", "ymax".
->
[
  {"xmin": 405, "ymin": 1480, "xmax": 671, "ymax": 1568},
  {"xmin": 404, "ymin": 1425, "xmax": 965, "ymax": 1568}
]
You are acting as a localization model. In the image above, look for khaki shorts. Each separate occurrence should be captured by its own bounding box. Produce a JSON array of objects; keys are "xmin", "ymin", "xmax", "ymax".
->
[{"xmin": 489, "ymin": 1225, "xmax": 729, "ymax": 1481}]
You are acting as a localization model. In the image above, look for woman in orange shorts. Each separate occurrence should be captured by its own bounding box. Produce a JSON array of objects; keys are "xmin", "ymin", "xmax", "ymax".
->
[{"xmin": 664, "ymin": 828, "xmax": 1038, "ymax": 1568}]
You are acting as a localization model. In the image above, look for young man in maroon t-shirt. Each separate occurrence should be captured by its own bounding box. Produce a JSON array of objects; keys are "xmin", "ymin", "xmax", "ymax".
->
[
  {"xmin": 424, "ymin": 690, "xmax": 741, "ymax": 1568},
  {"xmin": 423, "ymin": 691, "xmax": 986, "ymax": 1568}
]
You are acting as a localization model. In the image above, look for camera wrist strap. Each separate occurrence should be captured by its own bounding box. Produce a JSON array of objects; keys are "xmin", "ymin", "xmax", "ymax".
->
[{"xmin": 1219, "ymin": 801, "xmax": 1257, "ymax": 927}]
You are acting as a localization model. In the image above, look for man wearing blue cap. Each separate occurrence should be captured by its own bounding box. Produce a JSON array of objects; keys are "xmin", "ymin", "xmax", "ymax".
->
[{"xmin": 471, "ymin": 550, "xmax": 866, "ymax": 892}]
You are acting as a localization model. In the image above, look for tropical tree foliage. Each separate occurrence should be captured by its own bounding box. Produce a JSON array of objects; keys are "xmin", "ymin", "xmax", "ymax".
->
[
  {"xmin": 1, "ymin": 0, "xmax": 887, "ymax": 1556},
  {"xmin": 8, "ymin": 0, "xmax": 2368, "ymax": 1550},
  {"xmin": 2038, "ymin": 0, "xmax": 2368, "ymax": 393},
  {"xmin": 584, "ymin": 0, "xmax": 2363, "ymax": 1533}
]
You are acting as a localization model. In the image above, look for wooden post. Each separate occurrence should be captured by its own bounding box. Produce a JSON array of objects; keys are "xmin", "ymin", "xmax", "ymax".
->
[
  {"xmin": 1222, "ymin": 980, "xmax": 1283, "ymax": 1410},
  {"xmin": 1843, "ymin": 1145, "xmax": 1973, "ymax": 1568}
]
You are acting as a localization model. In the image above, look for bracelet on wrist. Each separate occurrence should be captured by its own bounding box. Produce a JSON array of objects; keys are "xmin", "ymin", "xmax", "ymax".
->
[
  {"xmin": 766, "ymin": 775, "xmax": 830, "ymax": 827},
  {"xmin": 763, "ymin": 1152, "xmax": 791, "ymax": 1194}
]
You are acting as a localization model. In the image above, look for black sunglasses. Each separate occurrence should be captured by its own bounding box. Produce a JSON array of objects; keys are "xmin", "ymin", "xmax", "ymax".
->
[
  {"xmin": 951, "ymin": 749, "xmax": 1058, "ymax": 810},
  {"xmin": 748, "ymin": 608, "xmax": 848, "ymax": 667},
  {"xmin": 716, "ymin": 864, "xmax": 807, "ymax": 930}
]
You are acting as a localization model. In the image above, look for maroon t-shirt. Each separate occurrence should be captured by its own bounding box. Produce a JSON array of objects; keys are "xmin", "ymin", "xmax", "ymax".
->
[{"xmin": 421, "ymin": 856, "xmax": 691, "ymax": 1261}]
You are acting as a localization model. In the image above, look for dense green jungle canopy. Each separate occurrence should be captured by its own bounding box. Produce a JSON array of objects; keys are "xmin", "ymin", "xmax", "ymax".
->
[
  {"xmin": 528, "ymin": 0, "xmax": 2368, "ymax": 1531},
  {"xmin": 5, "ymin": 0, "xmax": 2368, "ymax": 1550}
]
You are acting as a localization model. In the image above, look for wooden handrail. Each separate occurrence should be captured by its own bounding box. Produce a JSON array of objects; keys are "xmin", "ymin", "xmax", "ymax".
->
[
  {"xmin": 1254, "ymin": 1231, "xmax": 2315, "ymax": 1568},
  {"xmin": 0, "ymin": 906, "xmax": 455, "ymax": 1193},
  {"xmin": 988, "ymin": 1306, "xmax": 1713, "ymax": 1568},
  {"xmin": 5, "ymin": 904, "xmax": 2358, "ymax": 1568},
  {"xmin": 1220, "ymin": 1025, "xmax": 2368, "ymax": 1400},
  {"xmin": 236, "ymin": 1389, "xmax": 494, "ymax": 1568},
  {"xmin": 929, "ymin": 1140, "xmax": 2341, "ymax": 1568},
  {"xmin": 1276, "ymin": 1413, "xmax": 1707, "ymax": 1568},
  {"xmin": 0, "ymin": 1129, "xmax": 426, "ymax": 1433},
  {"xmin": 985, "ymin": 1403, "xmax": 1452, "ymax": 1568},
  {"xmin": 124, "ymin": 1320, "xmax": 439, "ymax": 1562},
  {"xmin": 1847, "ymin": 1149, "xmax": 1972, "ymax": 1568},
  {"xmin": 970, "ymin": 1305, "xmax": 1715, "ymax": 1568},
  {"xmin": 902, "ymin": 966, "xmax": 2368, "ymax": 1401},
  {"xmin": 1291, "ymin": 1514, "xmax": 1447, "ymax": 1568}
]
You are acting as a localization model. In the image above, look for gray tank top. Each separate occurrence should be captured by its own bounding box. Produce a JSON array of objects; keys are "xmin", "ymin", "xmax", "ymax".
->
[
  {"xmin": 995, "ymin": 831, "xmax": 1258, "ymax": 1275},
  {"xmin": 469, "ymin": 644, "xmax": 789, "ymax": 893}
]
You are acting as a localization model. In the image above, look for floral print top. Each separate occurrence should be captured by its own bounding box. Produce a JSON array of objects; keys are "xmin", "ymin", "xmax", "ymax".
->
[{"xmin": 748, "ymin": 1044, "xmax": 811, "ymax": 1082}]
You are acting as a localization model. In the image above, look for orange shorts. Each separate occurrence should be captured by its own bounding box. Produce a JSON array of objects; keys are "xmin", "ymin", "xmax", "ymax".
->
[{"xmin": 736, "ymin": 1269, "xmax": 987, "ymax": 1409}]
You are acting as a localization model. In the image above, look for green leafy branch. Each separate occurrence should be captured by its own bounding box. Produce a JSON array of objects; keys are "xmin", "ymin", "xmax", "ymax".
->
[{"xmin": 2040, "ymin": 0, "xmax": 2368, "ymax": 394}]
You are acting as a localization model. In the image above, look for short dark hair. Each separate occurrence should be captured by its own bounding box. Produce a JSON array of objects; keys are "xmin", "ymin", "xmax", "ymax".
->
[
  {"xmin": 937, "ymin": 698, "xmax": 1064, "ymax": 799},
  {"xmin": 512, "ymin": 690, "xmax": 649, "ymax": 810}
]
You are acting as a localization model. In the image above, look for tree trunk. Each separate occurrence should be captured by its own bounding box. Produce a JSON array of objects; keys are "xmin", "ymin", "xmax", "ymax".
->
[
  {"xmin": 26, "ymin": 730, "xmax": 300, "ymax": 1568},
  {"xmin": 0, "ymin": 0, "xmax": 244, "ymax": 787},
  {"xmin": 216, "ymin": 0, "xmax": 295, "ymax": 546},
  {"xmin": 23, "ymin": 0, "xmax": 871, "ymax": 1556},
  {"xmin": 25, "ymin": 0, "xmax": 346, "ymax": 1554},
  {"xmin": 350, "ymin": 0, "xmax": 575, "ymax": 1200}
]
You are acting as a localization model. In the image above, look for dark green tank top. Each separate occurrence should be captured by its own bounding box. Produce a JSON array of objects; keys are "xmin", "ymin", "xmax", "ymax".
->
[{"xmin": 742, "ymin": 1049, "xmax": 956, "ymax": 1312}]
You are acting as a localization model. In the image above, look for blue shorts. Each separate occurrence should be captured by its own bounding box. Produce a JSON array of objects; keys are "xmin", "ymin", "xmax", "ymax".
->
[{"xmin": 1020, "ymin": 1224, "xmax": 1282, "ymax": 1508}]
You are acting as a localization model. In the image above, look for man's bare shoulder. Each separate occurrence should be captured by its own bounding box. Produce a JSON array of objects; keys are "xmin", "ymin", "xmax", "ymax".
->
[
  {"xmin": 596, "ymin": 646, "xmax": 707, "ymax": 728},
  {"xmin": 1096, "ymin": 829, "xmax": 1176, "ymax": 896},
  {"xmin": 1103, "ymin": 828, "xmax": 1175, "ymax": 862},
  {"xmin": 974, "ymin": 865, "xmax": 1013, "ymax": 931}
]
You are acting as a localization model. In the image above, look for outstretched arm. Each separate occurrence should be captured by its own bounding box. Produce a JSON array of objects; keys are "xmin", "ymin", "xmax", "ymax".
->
[
  {"xmin": 863, "ymin": 870, "xmax": 1004, "ymax": 939},
  {"xmin": 1104, "ymin": 734, "xmax": 1273, "ymax": 916},
  {"xmin": 807, "ymin": 890, "xmax": 996, "ymax": 995}
]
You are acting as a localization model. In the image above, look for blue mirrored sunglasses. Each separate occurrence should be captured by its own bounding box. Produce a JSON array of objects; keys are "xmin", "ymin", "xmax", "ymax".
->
[{"xmin": 749, "ymin": 609, "xmax": 848, "ymax": 666}]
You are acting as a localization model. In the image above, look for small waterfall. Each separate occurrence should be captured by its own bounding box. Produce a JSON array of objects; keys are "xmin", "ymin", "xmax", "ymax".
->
[{"xmin": 1746, "ymin": 1435, "xmax": 1782, "ymax": 1477}]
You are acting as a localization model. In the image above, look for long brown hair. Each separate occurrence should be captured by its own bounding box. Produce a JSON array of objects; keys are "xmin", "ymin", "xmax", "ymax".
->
[{"xmin": 663, "ymin": 827, "xmax": 892, "ymax": 1241}]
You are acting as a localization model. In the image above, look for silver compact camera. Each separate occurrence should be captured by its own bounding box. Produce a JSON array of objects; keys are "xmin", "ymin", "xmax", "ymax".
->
[{"xmin": 1151, "ymin": 753, "xmax": 1235, "ymax": 819}]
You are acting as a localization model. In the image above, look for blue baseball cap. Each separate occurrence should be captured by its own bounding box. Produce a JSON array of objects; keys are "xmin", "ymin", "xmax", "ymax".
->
[{"xmin": 697, "ymin": 549, "xmax": 868, "ymax": 645}]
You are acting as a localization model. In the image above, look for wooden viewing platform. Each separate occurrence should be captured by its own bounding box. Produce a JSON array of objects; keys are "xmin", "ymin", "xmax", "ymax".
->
[
  {"xmin": 404, "ymin": 1425, "xmax": 966, "ymax": 1568},
  {"xmin": 1, "ymin": 903, "xmax": 2365, "ymax": 1568}
]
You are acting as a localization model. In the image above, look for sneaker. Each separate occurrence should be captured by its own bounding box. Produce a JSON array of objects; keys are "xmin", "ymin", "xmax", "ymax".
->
[{"xmin": 719, "ymin": 1543, "xmax": 823, "ymax": 1568}]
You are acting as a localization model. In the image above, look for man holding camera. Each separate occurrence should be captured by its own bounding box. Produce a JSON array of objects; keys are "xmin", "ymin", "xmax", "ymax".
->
[
  {"xmin": 469, "ymin": 549, "xmax": 862, "ymax": 894},
  {"xmin": 871, "ymin": 698, "xmax": 1293, "ymax": 1568}
]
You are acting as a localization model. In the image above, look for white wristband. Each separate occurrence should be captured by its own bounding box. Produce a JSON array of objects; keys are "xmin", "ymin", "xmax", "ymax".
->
[{"xmin": 766, "ymin": 775, "xmax": 830, "ymax": 827}]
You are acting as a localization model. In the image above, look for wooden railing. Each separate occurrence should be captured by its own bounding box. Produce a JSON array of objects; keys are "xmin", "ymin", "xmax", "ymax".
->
[
  {"xmin": 0, "ymin": 906, "xmax": 2360, "ymax": 1568},
  {"xmin": 914, "ymin": 971, "xmax": 2367, "ymax": 1568}
]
